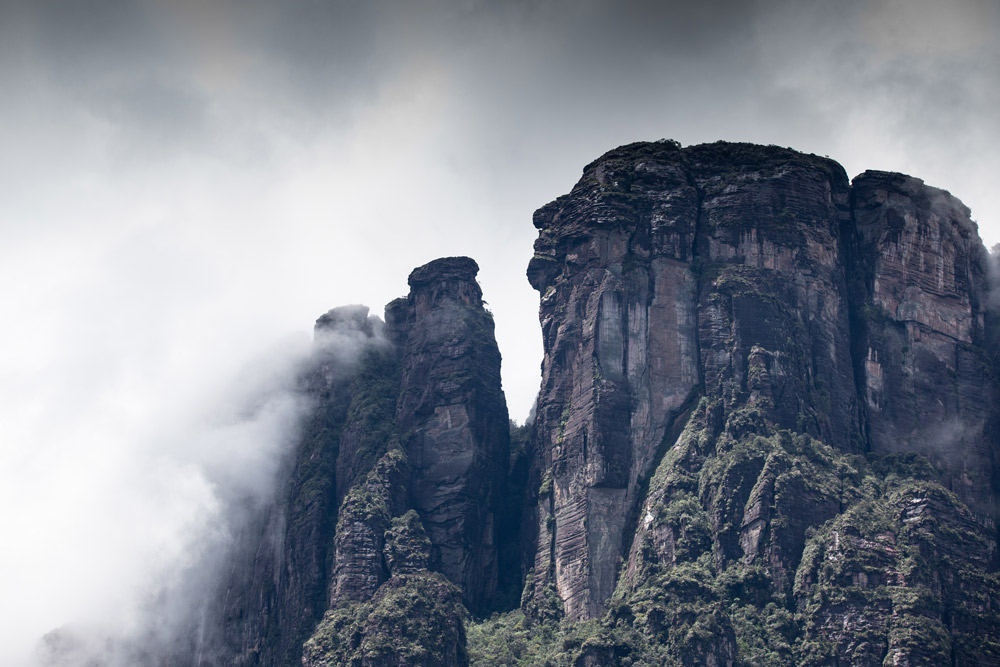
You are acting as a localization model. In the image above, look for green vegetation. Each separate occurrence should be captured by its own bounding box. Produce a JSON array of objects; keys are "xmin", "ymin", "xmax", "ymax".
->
[
  {"xmin": 304, "ymin": 572, "xmax": 468, "ymax": 667},
  {"xmin": 335, "ymin": 447, "xmax": 408, "ymax": 534},
  {"xmin": 556, "ymin": 400, "xmax": 571, "ymax": 444},
  {"xmin": 338, "ymin": 346, "xmax": 403, "ymax": 495},
  {"xmin": 297, "ymin": 318, "xmax": 999, "ymax": 667},
  {"xmin": 384, "ymin": 510, "xmax": 432, "ymax": 574},
  {"xmin": 465, "ymin": 398, "xmax": 1000, "ymax": 666}
]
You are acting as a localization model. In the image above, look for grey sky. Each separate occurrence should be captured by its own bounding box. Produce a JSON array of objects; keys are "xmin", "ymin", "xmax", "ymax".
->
[{"xmin": 1, "ymin": 0, "xmax": 998, "ymax": 663}]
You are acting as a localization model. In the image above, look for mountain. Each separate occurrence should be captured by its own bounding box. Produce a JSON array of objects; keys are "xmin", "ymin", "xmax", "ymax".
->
[{"xmin": 197, "ymin": 141, "xmax": 1000, "ymax": 666}]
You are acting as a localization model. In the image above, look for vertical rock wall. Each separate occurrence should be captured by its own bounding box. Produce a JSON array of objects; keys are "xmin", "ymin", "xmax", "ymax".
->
[
  {"xmin": 527, "ymin": 144, "xmax": 703, "ymax": 620},
  {"xmin": 203, "ymin": 259, "xmax": 510, "ymax": 665},
  {"xmin": 526, "ymin": 141, "xmax": 999, "ymax": 621},
  {"xmin": 852, "ymin": 171, "xmax": 998, "ymax": 526},
  {"xmin": 200, "ymin": 140, "xmax": 999, "ymax": 667},
  {"xmin": 205, "ymin": 305, "xmax": 383, "ymax": 667},
  {"xmin": 388, "ymin": 257, "xmax": 510, "ymax": 615}
]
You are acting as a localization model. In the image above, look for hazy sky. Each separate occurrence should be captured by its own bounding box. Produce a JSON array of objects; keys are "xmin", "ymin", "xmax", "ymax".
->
[{"xmin": 1, "ymin": 0, "xmax": 998, "ymax": 664}]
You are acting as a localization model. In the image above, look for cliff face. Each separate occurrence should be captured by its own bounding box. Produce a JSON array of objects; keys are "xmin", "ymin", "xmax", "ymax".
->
[
  {"xmin": 523, "ymin": 141, "xmax": 998, "ymax": 618},
  {"xmin": 202, "ymin": 258, "xmax": 508, "ymax": 667},
  {"xmin": 199, "ymin": 140, "xmax": 1000, "ymax": 667},
  {"xmin": 205, "ymin": 305, "xmax": 381, "ymax": 667},
  {"xmin": 526, "ymin": 142, "xmax": 861, "ymax": 620},
  {"xmin": 516, "ymin": 140, "xmax": 1000, "ymax": 666},
  {"xmin": 851, "ymin": 171, "xmax": 997, "ymax": 524},
  {"xmin": 388, "ymin": 256, "xmax": 510, "ymax": 614}
]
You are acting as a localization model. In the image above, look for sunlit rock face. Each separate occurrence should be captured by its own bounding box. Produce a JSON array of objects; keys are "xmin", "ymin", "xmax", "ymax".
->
[{"xmin": 524, "ymin": 141, "xmax": 998, "ymax": 622}]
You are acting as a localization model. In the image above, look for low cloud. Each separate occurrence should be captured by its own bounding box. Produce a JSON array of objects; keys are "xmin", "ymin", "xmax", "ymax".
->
[{"xmin": 14, "ymin": 315, "xmax": 384, "ymax": 667}]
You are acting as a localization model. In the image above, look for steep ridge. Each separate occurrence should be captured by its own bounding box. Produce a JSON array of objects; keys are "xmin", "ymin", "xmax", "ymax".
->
[
  {"xmin": 851, "ymin": 171, "xmax": 998, "ymax": 525},
  {"xmin": 388, "ymin": 256, "xmax": 511, "ymax": 615},
  {"xmin": 525, "ymin": 141, "xmax": 862, "ymax": 621},
  {"xmin": 203, "ymin": 305, "xmax": 384, "ymax": 667}
]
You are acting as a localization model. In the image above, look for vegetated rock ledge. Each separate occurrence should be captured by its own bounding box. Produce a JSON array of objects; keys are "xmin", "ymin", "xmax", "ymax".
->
[{"xmin": 190, "ymin": 140, "xmax": 999, "ymax": 667}]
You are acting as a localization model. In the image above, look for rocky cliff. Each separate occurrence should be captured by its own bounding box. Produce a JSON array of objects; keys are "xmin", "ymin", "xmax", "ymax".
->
[
  {"xmin": 515, "ymin": 141, "xmax": 1000, "ymax": 665},
  {"xmin": 198, "ymin": 141, "xmax": 1000, "ymax": 667},
  {"xmin": 199, "ymin": 258, "xmax": 510, "ymax": 667}
]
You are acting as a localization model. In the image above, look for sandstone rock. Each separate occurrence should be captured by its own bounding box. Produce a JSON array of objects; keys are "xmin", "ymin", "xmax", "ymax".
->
[
  {"xmin": 200, "ymin": 140, "xmax": 1000, "ymax": 667},
  {"xmin": 389, "ymin": 256, "xmax": 511, "ymax": 615},
  {"xmin": 203, "ymin": 305, "xmax": 385, "ymax": 667},
  {"xmin": 851, "ymin": 170, "xmax": 997, "ymax": 525},
  {"xmin": 200, "ymin": 260, "xmax": 510, "ymax": 664},
  {"xmin": 527, "ymin": 141, "xmax": 864, "ymax": 619},
  {"xmin": 329, "ymin": 449, "xmax": 409, "ymax": 603},
  {"xmin": 794, "ymin": 479, "xmax": 1000, "ymax": 666}
]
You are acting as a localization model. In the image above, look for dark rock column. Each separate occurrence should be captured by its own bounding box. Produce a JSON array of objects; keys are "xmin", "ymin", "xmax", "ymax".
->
[
  {"xmin": 685, "ymin": 142, "xmax": 859, "ymax": 453},
  {"xmin": 389, "ymin": 256, "xmax": 510, "ymax": 615},
  {"xmin": 526, "ymin": 142, "xmax": 864, "ymax": 620}
]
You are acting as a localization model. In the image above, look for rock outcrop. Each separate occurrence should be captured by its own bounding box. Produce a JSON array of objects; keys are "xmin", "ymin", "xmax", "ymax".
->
[
  {"xmin": 196, "ymin": 141, "xmax": 999, "ymax": 667},
  {"xmin": 201, "ymin": 259, "xmax": 508, "ymax": 666},
  {"xmin": 387, "ymin": 256, "xmax": 510, "ymax": 615},
  {"xmin": 526, "ymin": 141, "xmax": 864, "ymax": 620},
  {"xmin": 851, "ymin": 171, "xmax": 998, "ymax": 525},
  {"xmin": 202, "ymin": 304, "xmax": 384, "ymax": 667},
  {"xmin": 516, "ymin": 140, "xmax": 1000, "ymax": 666}
]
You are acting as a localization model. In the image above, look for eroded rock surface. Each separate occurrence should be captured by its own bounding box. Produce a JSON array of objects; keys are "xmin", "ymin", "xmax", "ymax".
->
[
  {"xmin": 852, "ymin": 171, "xmax": 998, "ymax": 525},
  {"xmin": 201, "ymin": 260, "xmax": 508, "ymax": 666},
  {"xmin": 512, "ymin": 141, "xmax": 999, "ymax": 666},
  {"xmin": 526, "ymin": 141, "xmax": 865, "ymax": 620},
  {"xmin": 388, "ymin": 256, "xmax": 510, "ymax": 615},
  {"xmin": 197, "ymin": 141, "xmax": 1000, "ymax": 667}
]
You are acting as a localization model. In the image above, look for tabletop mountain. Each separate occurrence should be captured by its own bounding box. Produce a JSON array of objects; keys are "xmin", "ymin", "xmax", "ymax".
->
[{"xmin": 194, "ymin": 141, "xmax": 1000, "ymax": 667}]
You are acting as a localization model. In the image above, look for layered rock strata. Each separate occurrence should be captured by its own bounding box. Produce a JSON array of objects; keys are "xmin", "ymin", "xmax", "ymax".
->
[
  {"xmin": 851, "ymin": 171, "xmax": 997, "ymax": 525},
  {"xmin": 197, "ymin": 141, "xmax": 1000, "ymax": 667},
  {"xmin": 202, "ymin": 258, "xmax": 508, "ymax": 666},
  {"xmin": 525, "ymin": 140, "xmax": 999, "ymax": 621},
  {"xmin": 387, "ymin": 256, "xmax": 511, "ymax": 614},
  {"xmin": 205, "ymin": 304, "xmax": 384, "ymax": 667}
]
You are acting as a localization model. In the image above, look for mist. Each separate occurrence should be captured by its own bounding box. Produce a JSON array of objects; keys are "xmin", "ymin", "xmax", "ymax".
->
[
  {"xmin": 1, "ymin": 0, "xmax": 998, "ymax": 664},
  {"xmin": 23, "ymin": 316, "xmax": 385, "ymax": 667}
]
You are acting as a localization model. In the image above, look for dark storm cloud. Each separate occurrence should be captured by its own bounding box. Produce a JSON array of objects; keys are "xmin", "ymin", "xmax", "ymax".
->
[
  {"xmin": 257, "ymin": 0, "xmax": 379, "ymax": 99},
  {"xmin": 13, "ymin": 0, "xmax": 765, "ymax": 148},
  {"xmin": 27, "ymin": 0, "xmax": 167, "ymax": 84},
  {"xmin": 16, "ymin": 0, "xmax": 384, "ymax": 154}
]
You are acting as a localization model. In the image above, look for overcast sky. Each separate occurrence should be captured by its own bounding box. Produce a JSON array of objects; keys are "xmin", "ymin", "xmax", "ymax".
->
[{"xmin": 1, "ymin": 0, "xmax": 998, "ymax": 664}]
